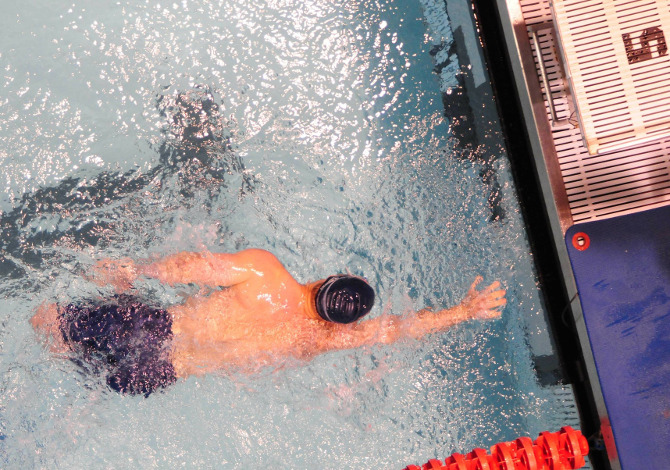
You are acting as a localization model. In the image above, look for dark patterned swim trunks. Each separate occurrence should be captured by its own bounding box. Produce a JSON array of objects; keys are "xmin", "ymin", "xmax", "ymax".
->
[{"xmin": 59, "ymin": 295, "xmax": 176, "ymax": 396}]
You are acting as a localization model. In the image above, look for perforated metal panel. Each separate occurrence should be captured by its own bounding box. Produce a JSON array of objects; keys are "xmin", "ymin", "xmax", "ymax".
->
[{"xmin": 553, "ymin": 0, "xmax": 670, "ymax": 155}]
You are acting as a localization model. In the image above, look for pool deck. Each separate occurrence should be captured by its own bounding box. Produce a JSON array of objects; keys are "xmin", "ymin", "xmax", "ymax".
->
[
  {"xmin": 565, "ymin": 206, "xmax": 670, "ymax": 470},
  {"xmin": 477, "ymin": 0, "xmax": 670, "ymax": 468}
]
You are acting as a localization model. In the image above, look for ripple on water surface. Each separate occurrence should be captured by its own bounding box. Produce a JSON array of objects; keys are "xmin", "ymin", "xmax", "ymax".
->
[{"xmin": 0, "ymin": 0, "xmax": 565, "ymax": 468}]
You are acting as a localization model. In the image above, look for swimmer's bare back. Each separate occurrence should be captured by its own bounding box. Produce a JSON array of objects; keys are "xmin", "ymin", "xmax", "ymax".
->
[{"xmin": 32, "ymin": 249, "xmax": 506, "ymax": 379}]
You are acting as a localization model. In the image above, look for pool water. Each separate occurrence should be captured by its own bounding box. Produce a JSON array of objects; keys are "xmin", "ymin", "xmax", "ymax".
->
[{"xmin": 1, "ymin": 0, "xmax": 576, "ymax": 467}]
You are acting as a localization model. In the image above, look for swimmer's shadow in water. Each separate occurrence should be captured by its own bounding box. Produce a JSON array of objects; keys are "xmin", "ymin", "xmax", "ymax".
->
[{"xmin": 0, "ymin": 86, "xmax": 256, "ymax": 280}]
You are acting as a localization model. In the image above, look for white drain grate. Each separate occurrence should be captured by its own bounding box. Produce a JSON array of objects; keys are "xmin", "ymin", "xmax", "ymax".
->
[
  {"xmin": 520, "ymin": 0, "xmax": 670, "ymax": 223},
  {"xmin": 552, "ymin": 0, "xmax": 670, "ymax": 155}
]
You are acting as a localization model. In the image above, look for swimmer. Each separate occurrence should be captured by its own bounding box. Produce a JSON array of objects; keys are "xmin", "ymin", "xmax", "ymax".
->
[{"xmin": 31, "ymin": 249, "xmax": 506, "ymax": 396}]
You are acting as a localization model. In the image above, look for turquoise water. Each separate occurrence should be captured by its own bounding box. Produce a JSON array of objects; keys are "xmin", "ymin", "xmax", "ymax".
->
[{"xmin": 1, "ymin": 0, "xmax": 570, "ymax": 467}]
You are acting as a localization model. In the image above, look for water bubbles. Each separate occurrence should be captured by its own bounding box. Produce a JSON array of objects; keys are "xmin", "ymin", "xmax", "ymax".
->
[{"xmin": 0, "ymin": 0, "xmax": 560, "ymax": 467}]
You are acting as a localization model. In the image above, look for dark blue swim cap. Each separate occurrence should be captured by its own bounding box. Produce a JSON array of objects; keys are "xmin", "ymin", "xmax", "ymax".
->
[{"xmin": 315, "ymin": 275, "xmax": 375, "ymax": 324}]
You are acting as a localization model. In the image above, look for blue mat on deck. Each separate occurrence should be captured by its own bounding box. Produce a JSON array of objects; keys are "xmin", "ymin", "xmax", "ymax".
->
[{"xmin": 566, "ymin": 206, "xmax": 670, "ymax": 469}]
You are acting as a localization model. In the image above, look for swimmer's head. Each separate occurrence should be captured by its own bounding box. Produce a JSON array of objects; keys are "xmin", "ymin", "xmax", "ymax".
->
[{"xmin": 315, "ymin": 275, "xmax": 375, "ymax": 324}]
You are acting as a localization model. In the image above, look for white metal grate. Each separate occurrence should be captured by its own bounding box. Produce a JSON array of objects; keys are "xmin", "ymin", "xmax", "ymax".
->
[
  {"xmin": 520, "ymin": 0, "xmax": 554, "ymax": 25},
  {"xmin": 552, "ymin": 0, "xmax": 670, "ymax": 155},
  {"xmin": 520, "ymin": 0, "xmax": 670, "ymax": 223}
]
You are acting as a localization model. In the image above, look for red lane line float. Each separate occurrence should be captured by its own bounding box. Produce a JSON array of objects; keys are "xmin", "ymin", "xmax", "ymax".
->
[
  {"xmin": 444, "ymin": 453, "xmax": 470, "ymax": 470},
  {"xmin": 403, "ymin": 427, "xmax": 589, "ymax": 470},
  {"xmin": 515, "ymin": 437, "xmax": 539, "ymax": 470}
]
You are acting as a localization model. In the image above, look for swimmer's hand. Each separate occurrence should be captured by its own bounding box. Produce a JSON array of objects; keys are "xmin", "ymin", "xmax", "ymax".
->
[
  {"xmin": 462, "ymin": 276, "xmax": 506, "ymax": 320},
  {"xmin": 91, "ymin": 258, "xmax": 138, "ymax": 293}
]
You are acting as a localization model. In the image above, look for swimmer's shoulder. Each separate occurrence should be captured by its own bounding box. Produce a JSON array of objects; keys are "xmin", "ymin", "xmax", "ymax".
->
[
  {"xmin": 229, "ymin": 248, "xmax": 284, "ymax": 269},
  {"xmin": 222, "ymin": 249, "xmax": 294, "ymax": 287}
]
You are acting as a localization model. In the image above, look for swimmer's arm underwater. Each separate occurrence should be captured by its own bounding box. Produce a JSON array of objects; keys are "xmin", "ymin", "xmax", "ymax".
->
[
  {"xmin": 320, "ymin": 277, "xmax": 506, "ymax": 351},
  {"xmin": 94, "ymin": 248, "xmax": 281, "ymax": 290}
]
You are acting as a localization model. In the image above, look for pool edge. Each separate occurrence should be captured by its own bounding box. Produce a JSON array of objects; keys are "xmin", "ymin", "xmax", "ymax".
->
[{"xmin": 469, "ymin": 0, "xmax": 614, "ymax": 468}]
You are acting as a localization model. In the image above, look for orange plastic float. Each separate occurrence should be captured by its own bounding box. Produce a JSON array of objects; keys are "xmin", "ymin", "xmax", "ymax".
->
[{"xmin": 403, "ymin": 427, "xmax": 589, "ymax": 470}]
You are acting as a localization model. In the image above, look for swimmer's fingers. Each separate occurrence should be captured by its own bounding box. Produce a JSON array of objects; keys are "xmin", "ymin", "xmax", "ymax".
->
[
  {"xmin": 87, "ymin": 260, "xmax": 108, "ymax": 285},
  {"xmin": 471, "ymin": 281, "xmax": 506, "ymax": 320},
  {"xmin": 469, "ymin": 279, "xmax": 504, "ymax": 299},
  {"xmin": 484, "ymin": 282, "xmax": 506, "ymax": 304},
  {"xmin": 467, "ymin": 276, "xmax": 484, "ymax": 295},
  {"xmin": 90, "ymin": 259, "xmax": 114, "ymax": 283},
  {"xmin": 483, "ymin": 280, "xmax": 502, "ymax": 293},
  {"xmin": 90, "ymin": 258, "xmax": 137, "ymax": 292},
  {"xmin": 485, "ymin": 290, "xmax": 507, "ymax": 314}
]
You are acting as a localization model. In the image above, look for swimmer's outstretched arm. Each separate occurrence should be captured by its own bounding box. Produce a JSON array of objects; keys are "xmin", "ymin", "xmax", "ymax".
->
[
  {"xmin": 323, "ymin": 277, "xmax": 506, "ymax": 351},
  {"xmin": 94, "ymin": 248, "xmax": 283, "ymax": 289}
]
